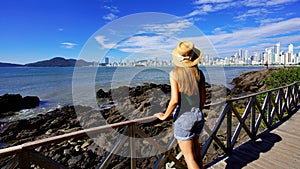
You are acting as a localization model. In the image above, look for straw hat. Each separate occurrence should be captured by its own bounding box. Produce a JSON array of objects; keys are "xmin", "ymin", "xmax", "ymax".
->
[{"xmin": 172, "ymin": 41, "xmax": 202, "ymax": 67}]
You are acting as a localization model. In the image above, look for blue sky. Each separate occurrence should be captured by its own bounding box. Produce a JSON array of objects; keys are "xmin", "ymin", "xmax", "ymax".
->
[{"xmin": 1, "ymin": 0, "xmax": 300, "ymax": 64}]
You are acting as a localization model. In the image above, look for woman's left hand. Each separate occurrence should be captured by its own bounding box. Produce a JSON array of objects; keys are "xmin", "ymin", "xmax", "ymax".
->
[{"xmin": 154, "ymin": 112, "xmax": 166, "ymax": 120}]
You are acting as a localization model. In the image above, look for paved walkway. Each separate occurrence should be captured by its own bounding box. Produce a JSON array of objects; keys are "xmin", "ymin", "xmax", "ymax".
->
[{"xmin": 208, "ymin": 109, "xmax": 300, "ymax": 169}]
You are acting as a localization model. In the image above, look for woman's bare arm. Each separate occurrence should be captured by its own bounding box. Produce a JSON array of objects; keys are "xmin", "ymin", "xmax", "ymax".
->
[{"xmin": 155, "ymin": 76, "xmax": 179, "ymax": 120}]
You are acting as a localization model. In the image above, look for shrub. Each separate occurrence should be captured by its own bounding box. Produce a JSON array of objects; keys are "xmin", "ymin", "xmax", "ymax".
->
[{"xmin": 264, "ymin": 67, "xmax": 300, "ymax": 89}]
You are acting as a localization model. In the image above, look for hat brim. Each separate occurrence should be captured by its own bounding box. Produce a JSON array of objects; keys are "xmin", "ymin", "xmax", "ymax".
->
[{"xmin": 172, "ymin": 47, "xmax": 202, "ymax": 67}]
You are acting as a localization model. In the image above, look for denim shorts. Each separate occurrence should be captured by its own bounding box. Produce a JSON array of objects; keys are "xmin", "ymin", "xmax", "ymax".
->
[{"xmin": 174, "ymin": 107, "xmax": 205, "ymax": 140}]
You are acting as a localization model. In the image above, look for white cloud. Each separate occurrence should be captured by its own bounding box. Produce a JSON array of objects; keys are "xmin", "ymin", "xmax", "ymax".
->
[
  {"xmin": 259, "ymin": 17, "xmax": 285, "ymax": 25},
  {"xmin": 241, "ymin": 0, "xmax": 297, "ymax": 7},
  {"xmin": 103, "ymin": 13, "xmax": 118, "ymax": 21},
  {"xmin": 110, "ymin": 19, "xmax": 195, "ymax": 54},
  {"xmin": 234, "ymin": 8, "xmax": 268, "ymax": 21},
  {"xmin": 187, "ymin": 1, "xmax": 239, "ymax": 17},
  {"xmin": 189, "ymin": 18, "xmax": 300, "ymax": 57},
  {"xmin": 294, "ymin": 45, "xmax": 300, "ymax": 50},
  {"xmin": 94, "ymin": 36, "xmax": 116, "ymax": 49},
  {"xmin": 189, "ymin": 0, "xmax": 297, "ymax": 19},
  {"xmin": 116, "ymin": 35, "xmax": 178, "ymax": 54},
  {"xmin": 94, "ymin": 17, "xmax": 194, "ymax": 57},
  {"xmin": 194, "ymin": 0, "xmax": 233, "ymax": 5},
  {"xmin": 103, "ymin": 5, "xmax": 119, "ymax": 13},
  {"xmin": 141, "ymin": 19, "xmax": 193, "ymax": 35},
  {"xmin": 102, "ymin": 4, "xmax": 119, "ymax": 21},
  {"xmin": 93, "ymin": 34, "xmax": 177, "ymax": 61},
  {"xmin": 242, "ymin": 0, "xmax": 268, "ymax": 7},
  {"xmin": 212, "ymin": 27, "xmax": 227, "ymax": 34},
  {"xmin": 187, "ymin": 3, "xmax": 229, "ymax": 16},
  {"xmin": 93, "ymin": 35, "xmax": 179, "ymax": 62},
  {"xmin": 266, "ymin": 0, "xmax": 298, "ymax": 6},
  {"xmin": 61, "ymin": 42, "xmax": 78, "ymax": 49},
  {"xmin": 201, "ymin": 4, "xmax": 214, "ymax": 13}
]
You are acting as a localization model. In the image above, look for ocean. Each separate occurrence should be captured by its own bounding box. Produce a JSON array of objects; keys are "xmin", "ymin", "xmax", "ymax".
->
[{"xmin": 0, "ymin": 66, "xmax": 266, "ymax": 122}]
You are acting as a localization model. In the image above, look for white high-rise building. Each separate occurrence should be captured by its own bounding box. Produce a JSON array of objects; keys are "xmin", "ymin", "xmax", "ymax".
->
[
  {"xmin": 252, "ymin": 52, "xmax": 260, "ymax": 64},
  {"xmin": 245, "ymin": 50, "xmax": 249, "ymax": 58},
  {"xmin": 265, "ymin": 48, "xmax": 273, "ymax": 64},
  {"xmin": 288, "ymin": 43, "xmax": 294, "ymax": 54},
  {"xmin": 274, "ymin": 42, "xmax": 280, "ymax": 64},
  {"xmin": 296, "ymin": 53, "xmax": 300, "ymax": 64},
  {"xmin": 245, "ymin": 50, "xmax": 249, "ymax": 64},
  {"xmin": 238, "ymin": 49, "xmax": 243, "ymax": 58},
  {"xmin": 288, "ymin": 43, "xmax": 295, "ymax": 64}
]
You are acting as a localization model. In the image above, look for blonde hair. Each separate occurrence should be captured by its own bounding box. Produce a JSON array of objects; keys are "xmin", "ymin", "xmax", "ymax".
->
[{"xmin": 170, "ymin": 66, "xmax": 200, "ymax": 96}]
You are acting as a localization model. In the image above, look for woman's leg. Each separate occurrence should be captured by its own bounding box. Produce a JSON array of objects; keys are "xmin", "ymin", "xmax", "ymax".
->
[
  {"xmin": 193, "ymin": 136, "xmax": 203, "ymax": 168},
  {"xmin": 178, "ymin": 139, "xmax": 200, "ymax": 169}
]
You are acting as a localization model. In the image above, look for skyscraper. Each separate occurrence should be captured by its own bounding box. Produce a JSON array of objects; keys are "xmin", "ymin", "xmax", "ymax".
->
[
  {"xmin": 245, "ymin": 50, "xmax": 249, "ymax": 64},
  {"xmin": 238, "ymin": 49, "xmax": 243, "ymax": 58},
  {"xmin": 288, "ymin": 43, "xmax": 294, "ymax": 54},
  {"xmin": 274, "ymin": 43, "xmax": 280, "ymax": 63},
  {"xmin": 288, "ymin": 43, "xmax": 294, "ymax": 64}
]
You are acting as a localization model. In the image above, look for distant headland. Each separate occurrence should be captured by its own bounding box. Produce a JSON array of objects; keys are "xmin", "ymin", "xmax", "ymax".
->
[{"xmin": 0, "ymin": 57, "xmax": 97, "ymax": 67}]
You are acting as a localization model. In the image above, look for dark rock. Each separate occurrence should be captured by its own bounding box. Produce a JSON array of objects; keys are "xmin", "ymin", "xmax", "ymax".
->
[
  {"xmin": 0, "ymin": 94, "xmax": 40, "ymax": 117},
  {"xmin": 96, "ymin": 88, "xmax": 109, "ymax": 98},
  {"xmin": 0, "ymin": 94, "xmax": 23, "ymax": 113},
  {"xmin": 68, "ymin": 155, "xmax": 82, "ymax": 167},
  {"xmin": 22, "ymin": 96, "xmax": 40, "ymax": 109}
]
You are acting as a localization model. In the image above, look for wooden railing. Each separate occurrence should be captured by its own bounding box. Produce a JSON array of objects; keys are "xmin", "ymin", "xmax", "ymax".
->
[
  {"xmin": 0, "ymin": 81, "xmax": 299, "ymax": 169},
  {"xmin": 200, "ymin": 81, "xmax": 300, "ymax": 168},
  {"xmin": 155, "ymin": 81, "xmax": 300, "ymax": 168}
]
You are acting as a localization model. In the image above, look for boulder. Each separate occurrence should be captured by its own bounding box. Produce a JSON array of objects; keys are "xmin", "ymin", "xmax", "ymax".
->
[
  {"xmin": 0, "ymin": 94, "xmax": 40, "ymax": 117},
  {"xmin": 22, "ymin": 96, "xmax": 40, "ymax": 109},
  {"xmin": 0, "ymin": 94, "xmax": 23, "ymax": 113}
]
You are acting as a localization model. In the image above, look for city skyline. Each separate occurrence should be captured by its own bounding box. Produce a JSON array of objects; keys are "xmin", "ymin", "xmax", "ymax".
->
[
  {"xmin": 103, "ymin": 41, "xmax": 299, "ymax": 66},
  {"xmin": 220, "ymin": 41, "xmax": 300, "ymax": 65},
  {"xmin": 1, "ymin": 0, "xmax": 300, "ymax": 64},
  {"xmin": 206, "ymin": 41, "xmax": 299, "ymax": 65}
]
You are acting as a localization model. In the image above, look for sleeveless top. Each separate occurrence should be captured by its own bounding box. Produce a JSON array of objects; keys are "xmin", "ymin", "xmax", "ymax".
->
[
  {"xmin": 179, "ymin": 92, "xmax": 200, "ymax": 113},
  {"xmin": 172, "ymin": 70, "xmax": 202, "ymax": 121}
]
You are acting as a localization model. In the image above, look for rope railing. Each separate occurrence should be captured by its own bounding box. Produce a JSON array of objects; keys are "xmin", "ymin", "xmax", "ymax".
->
[{"xmin": 0, "ymin": 81, "xmax": 299, "ymax": 169}]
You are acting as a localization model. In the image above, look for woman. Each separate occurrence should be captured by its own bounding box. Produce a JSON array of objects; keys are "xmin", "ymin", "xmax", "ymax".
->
[{"xmin": 155, "ymin": 41, "xmax": 206, "ymax": 169}]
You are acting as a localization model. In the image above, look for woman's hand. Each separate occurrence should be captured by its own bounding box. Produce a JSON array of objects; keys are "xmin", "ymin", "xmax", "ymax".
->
[{"xmin": 154, "ymin": 112, "xmax": 167, "ymax": 120}]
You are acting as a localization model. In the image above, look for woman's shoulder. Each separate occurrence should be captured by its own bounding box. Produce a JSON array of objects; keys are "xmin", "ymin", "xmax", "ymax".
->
[{"xmin": 169, "ymin": 70, "xmax": 176, "ymax": 79}]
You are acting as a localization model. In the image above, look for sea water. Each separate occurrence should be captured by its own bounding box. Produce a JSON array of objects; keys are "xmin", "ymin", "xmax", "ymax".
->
[{"xmin": 0, "ymin": 66, "xmax": 265, "ymax": 122}]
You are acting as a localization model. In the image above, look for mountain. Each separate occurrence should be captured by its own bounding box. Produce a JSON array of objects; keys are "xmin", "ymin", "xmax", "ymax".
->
[
  {"xmin": 0, "ymin": 62, "xmax": 23, "ymax": 67},
  {"xmin": 0, "ymin": 57, "xmax": 96, "ymax": 67},
  {"xmin": 24, "ymin": 57, "xmax": 94, "ymax": 67}
]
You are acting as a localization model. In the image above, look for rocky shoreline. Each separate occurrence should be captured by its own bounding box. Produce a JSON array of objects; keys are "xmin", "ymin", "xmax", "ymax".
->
[
  {"xmin": 0, "ymin": 68, "xmax": 275, "ymax": 168},
  {"xmin": 230, "ymin": 68, "xmax": 278, "ymax": 97}
]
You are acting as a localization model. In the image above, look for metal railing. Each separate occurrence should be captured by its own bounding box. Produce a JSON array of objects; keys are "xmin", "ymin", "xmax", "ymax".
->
[{"xmin": 0, "ymin": 81, "xmax": 299, "ymax": 169}]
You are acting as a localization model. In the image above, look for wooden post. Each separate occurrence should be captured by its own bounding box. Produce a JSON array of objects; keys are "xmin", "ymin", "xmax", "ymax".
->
[
  {"xmin": 251, "ymin": 96, "xmax": 256, "ymax": 137},
  {"xmin": 19, "ymin": 151, "xmax": 30, "ymax": 169},
  {"xmin": 129, "ymin": 125, "xmax": 136, "ymax": 169},
  {"xmin": 227, "ymin": 104, "xmax": 232, "ymax": 154}
]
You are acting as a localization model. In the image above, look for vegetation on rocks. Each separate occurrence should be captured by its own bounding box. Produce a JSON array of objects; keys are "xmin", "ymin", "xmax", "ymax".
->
[{"xmin": 264, "ymin": 67, "xmax": 300, "ymax": 89}]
